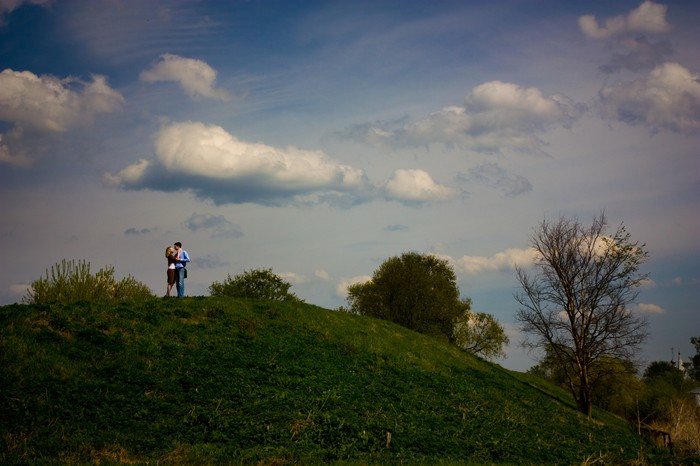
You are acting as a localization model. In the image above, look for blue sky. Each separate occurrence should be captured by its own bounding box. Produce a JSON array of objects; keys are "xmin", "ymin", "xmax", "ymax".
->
[{"xmin": 1, "ymin": 0, "xmax": 698, "ymax": 372}]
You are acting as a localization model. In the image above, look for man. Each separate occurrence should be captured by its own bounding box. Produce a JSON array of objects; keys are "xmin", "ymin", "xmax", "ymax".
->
[{"xmin": 173, "ymin": 242, "xmax": 190, "ymax": 298}]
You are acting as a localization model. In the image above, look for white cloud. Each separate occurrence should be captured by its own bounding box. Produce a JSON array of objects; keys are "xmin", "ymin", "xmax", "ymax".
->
[
  {"xmin": 382, "ymin": 169, "xmax": 458, "ymax": 203},
  {"xmin": 598, "ymin": 62, "xmax": 700, "ymax": 134},
  {"xmin": 636, "ymin": 303, "xmax": 666, "ymax": 314},
  {"xmin": 349, "ymin": 80, "xmax": 582, "ymax": 154},
  {"xmin": 315, "ymin": 269, "xmax": 331, "ymax": 281},
  {"xmin": 439, "ymin": 248, "xmax": 539, "ymax": 275},
  {"xmin": 105, "ymin": 121, "xmax": 370, "ymax": 206},
  {"xmin": 336, "ymin": 275, "xmax": 372, "ymax": 297},
  {"xmin": 140, "ymin": 54, "xmax": 232, "ymax": 101},
  {"xmin": 578, "ymin": 1, "xmax": 670, "ymax": 40},
  {"xmin": 0, "ymin": 69, "xmax": 123, "ymax": 165}
]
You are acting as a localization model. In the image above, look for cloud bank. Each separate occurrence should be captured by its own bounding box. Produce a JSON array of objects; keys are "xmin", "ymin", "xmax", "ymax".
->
[
  {"xmin": 106, "ymin": 121, "xmax": 463, "ymax": 207},
  {"xmin": 345, "ymin": 80, "xmax": 583, "ymax": 154}
]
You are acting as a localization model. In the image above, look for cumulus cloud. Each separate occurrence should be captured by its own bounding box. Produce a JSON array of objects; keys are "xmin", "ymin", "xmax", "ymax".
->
[
  {"xmin": 140, "ymin": 54, "xmax": 232, "ymax": 101},
  {"xmin": 184, "ymin": 212, "xmax": 243, "ymax": 238},
  {"xmin": 105, "ymin": 121, "xmax": 371, "ymax": 207},
  {"xmin": 636, "ymin": 303, "xmax": 666, "ymax": 314},
  {"xmin": 0, "ymin": 0, "xmax": 51, "ymax": 26},
  {"xmin": 0, "ymin": 69, "xmax": 123, "ymax": 165},
  {"xmin": 344, "ymin": 80, "xmax": 583, "ymax": 154},
  {"xmin": 438, "ymin": 248, "xmax": 539, "ymax": 275},
  {"xmin": 598, "ymin": 62, "xmax": 700, "ymax": 134},
  {"xmin": 579, "ymin": 1, "xmax": 670, "ymax": 40},
  {"xmin": 466, "ymin": 162, "xmax": 532, "ymax": 197},
  {"xmin": 382, "ymin": 169, "xmax": 459, "ymax": 204}
]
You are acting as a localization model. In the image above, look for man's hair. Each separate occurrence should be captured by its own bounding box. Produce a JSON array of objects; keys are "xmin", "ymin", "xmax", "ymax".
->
[{"xmin": 174, "ymin": 242, "xmax": 182, "ymax": 247}]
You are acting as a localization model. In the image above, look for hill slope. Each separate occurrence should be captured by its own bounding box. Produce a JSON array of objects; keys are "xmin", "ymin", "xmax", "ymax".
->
[{"xmin": 1, "ymin": 298, "xmax": 646, "ymax": 464}]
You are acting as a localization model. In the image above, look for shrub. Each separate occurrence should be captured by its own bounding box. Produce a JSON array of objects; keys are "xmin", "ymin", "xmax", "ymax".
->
[
  {"xmin": 209, "ymin": 268, "xmax": 302, "ymax": 302},
  {"xmin": 23, "ymin": 259, "xmax": 153, "ymax": 304}
]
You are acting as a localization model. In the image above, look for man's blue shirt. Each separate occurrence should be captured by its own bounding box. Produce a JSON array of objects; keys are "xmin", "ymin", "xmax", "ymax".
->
[{"xmin": 176, "ymin": 249, "xmax": 190, "ymax": 269}]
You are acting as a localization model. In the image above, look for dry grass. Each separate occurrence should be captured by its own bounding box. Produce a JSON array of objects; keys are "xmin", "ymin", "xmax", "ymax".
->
[{"xmin": 649, "ymin": 399, "xmax": 700, "ymax": 456}]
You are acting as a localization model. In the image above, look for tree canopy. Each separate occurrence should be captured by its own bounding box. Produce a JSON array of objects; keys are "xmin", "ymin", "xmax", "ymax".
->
[
  {"xmin": 515, "ymin": 213, "xmax": 649, "ymax": 416},
  {"xmin": 347, "ymin": 252, "xmax": 465, "ymax": 341}
]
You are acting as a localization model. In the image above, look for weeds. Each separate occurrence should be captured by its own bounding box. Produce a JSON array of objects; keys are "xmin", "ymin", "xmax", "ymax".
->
[{"xmin": 23, "ymin": 259, "xmax": 153, "ymax": 304}]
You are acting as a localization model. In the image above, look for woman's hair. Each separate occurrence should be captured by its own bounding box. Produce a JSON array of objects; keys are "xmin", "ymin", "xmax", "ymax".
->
[{"xmin": 165, "ymin": 246, "xmax": 174, "ymax": 258}]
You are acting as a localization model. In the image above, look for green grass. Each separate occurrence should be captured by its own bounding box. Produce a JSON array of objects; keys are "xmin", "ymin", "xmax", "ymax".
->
[{"xmin": 0, "ymin": 298, "xmax": 665, "ymax": 464}]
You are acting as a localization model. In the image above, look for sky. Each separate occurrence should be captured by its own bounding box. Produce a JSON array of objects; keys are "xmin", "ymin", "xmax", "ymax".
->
[{"xmin": 1, "ymin": 0, "xmax": 698, "ymax": 372}]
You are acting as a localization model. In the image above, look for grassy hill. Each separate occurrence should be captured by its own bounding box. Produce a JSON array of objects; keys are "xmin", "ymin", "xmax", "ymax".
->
[{"xmin": 0, "ymin": 297, "xmax": 666, "ymax": 465}]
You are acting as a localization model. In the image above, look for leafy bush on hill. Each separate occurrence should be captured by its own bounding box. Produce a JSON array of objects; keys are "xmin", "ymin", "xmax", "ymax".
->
[
  {"xmin": 23, "ymin": 259, "xmax": 153, "ymax": 304},
  {"xmin": 209, "ymin": 268, "xmax": 303, "ymax": 302}
]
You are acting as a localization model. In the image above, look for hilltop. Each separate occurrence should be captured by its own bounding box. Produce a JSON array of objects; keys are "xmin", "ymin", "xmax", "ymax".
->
[{"xmin": 0, "ymin": 297, "xmax": 660, "ymax": 464}]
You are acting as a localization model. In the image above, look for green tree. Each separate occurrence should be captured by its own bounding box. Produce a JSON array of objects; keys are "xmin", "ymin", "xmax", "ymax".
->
[
  {"xmin": 515, "ymin": 213, "xmax": 649, "ymax": 416},
  {"xmin": 24, "ymin": 259, "xmax": 153, "ymax": 303},
  {"xmin": 453, "ymin": 304, "xmax": 509, "ymax": 360},
  {"xmin": 209, "ymin": 268, "xmax": 302, "ymax": 302},
  {"xmin": 347, "ymin": 252, "xmax": 465, "ymax": 342},
  {"xmin": 638, "ymin": 360, "xmax": 690, "ymax": 425},
  {"xmin": 689, "ymin": 336, "xmax": 700, "ymax": 382}
]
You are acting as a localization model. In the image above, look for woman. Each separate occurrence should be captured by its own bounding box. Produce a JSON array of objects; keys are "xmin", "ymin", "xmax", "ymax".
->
[{"xmin": 165, "ymin": 246, "xmax": 179, "ymax": 297}]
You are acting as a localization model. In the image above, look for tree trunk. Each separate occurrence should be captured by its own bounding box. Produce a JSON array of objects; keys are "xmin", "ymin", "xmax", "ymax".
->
[{"xmin": 578, "ymin": 368, "xmax": 593, "ymax": 417}]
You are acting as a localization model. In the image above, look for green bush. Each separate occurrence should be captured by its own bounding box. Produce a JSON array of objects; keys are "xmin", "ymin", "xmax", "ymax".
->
[
  {"xmin": 209, "ymin": 268, "xmax": 302, "ymax": 302},
  {"xmin": 23, "ymin": 259, "xmax": 153, "ymax": 304}
]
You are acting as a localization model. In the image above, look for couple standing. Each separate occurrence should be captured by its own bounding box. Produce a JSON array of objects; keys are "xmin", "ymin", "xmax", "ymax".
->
[{"xmin": 165, "ymin": 242, "xmax": 190, "ymax": 297}]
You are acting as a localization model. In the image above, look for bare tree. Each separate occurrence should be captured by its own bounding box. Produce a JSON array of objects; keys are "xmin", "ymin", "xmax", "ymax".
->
[{"xmin": 515, "ymin": 213, "xmax": 649, "ymax": 416}]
